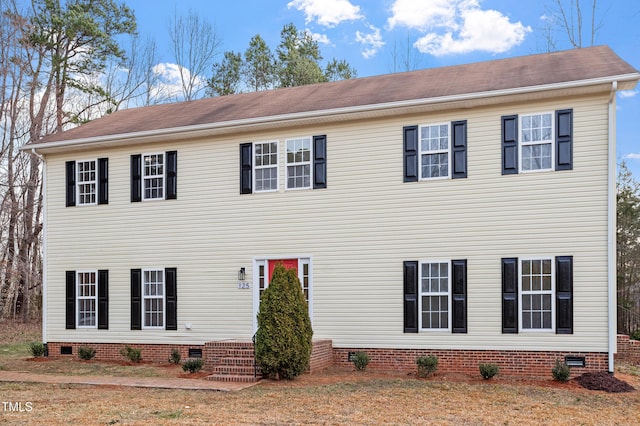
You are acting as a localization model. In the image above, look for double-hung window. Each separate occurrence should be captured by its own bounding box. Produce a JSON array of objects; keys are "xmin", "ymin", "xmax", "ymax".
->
[
  {"xmin": 520, "ymin": 113, "xmax": 553, "ymax": 172},
  {"xmin": 420, "ymin": 261, "xmax": 450, "ymax": 330},
  {"xmin": 143, "ymin": 269, "xmax": 165, "ymax": 328},
  {"xmin": 77, "ymin": 271, "xmax": 97, "ymax": 328},
  {"xmin": 143, "ymin": 153, "xmax": 164, "ymax": 200},
  {"xmin": 420, "ymin": 124, "xmax": 450, "ymax": 179},
  {"xmin": 286, "ymin": 137, "xmax": 312, "ymax": 189},
  {"xmin": 77, "ymin": 161, "xmax": 97, "ymax": 205},
  {"xmin": 254, "ymin": 141, "xmax": 278, "ymax": 192},
  {"xmin": 520, "ymin": 258, "xmax": 554, "ymax": 331}
]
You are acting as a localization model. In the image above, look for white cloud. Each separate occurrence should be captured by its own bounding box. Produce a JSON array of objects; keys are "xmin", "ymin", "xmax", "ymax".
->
[
  {"xmin": 308, "ymin": 30, "xmax": 331, "ymax": 45},
  {"xmin": 288, "ymin": 0, "xmax": 363, "ymax": 27},
  {"xmin": 619, "ymin": 90, "xmax": 638, "ymax": 99},
  {"xmin": 624, "ymin": 153, "xmax": 640, "ymax": 160},
  {"xmin": 150, "ymin": 63, "xmax": 206, "ymax": 102},
  {"xmin": 355, "ymin": 25, "xmax": 385, "ymax": 59},
  {"xmin": 388, "ymin": 0, "xmax": 531, "ymax": 56}
]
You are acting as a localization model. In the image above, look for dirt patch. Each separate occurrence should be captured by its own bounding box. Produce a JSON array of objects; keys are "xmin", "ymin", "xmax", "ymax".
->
[{"xmin": 576, "ymin": 371, "xmax": 636, "ymax": 392}]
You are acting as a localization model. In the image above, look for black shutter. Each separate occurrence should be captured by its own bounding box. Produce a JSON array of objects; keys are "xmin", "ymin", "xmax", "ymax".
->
[
  {"xmin": 403, "ymin": 126, "xmax": 419, "ymax": 182},
  {"xmin": 313, "ymin": 135, "xmax": 327, "ymax": 189},
  {"xmin": 131, "ymin": 269, "xmax": 142, "ymax": 330},
  {"xmin": 403, "ymin": 261, "xmax": 419, "ymax": 333},
  {"xmin": 166, "ymin": 151, "xmax": 177, "ymax": 199},
  {"xmin": 451, "ymin": 120, "xmax": 467, "ymax": 179},
  {"xmin": 66, "ymin": 161, "xmax": 76, "ymax": 207},
  {"xmin": 556, "ymin": 256, "xmax": 573, "ymax": 334},
  {"xmin": 555, "ymin": 109, "xmax": 573, "ymax": 171},
  {"xmin": 502, "ymin": 258, "xmax": 518, "ymax": 333},
  {"xmin": 98, "ymin": 270, "xmax": 109, "ymax": 330},
  {"xmin": 451, "ymin": 259, "xmax": 467, "ymax": 333},
  {"xmin": 240, "ymin": 143, "xmax": 253, "ymax": 194},
  {"xmin": 98, "ymin": 158, "xmax": 108, "ymax": 205},
  {"xmin": 165, "ymin": 268, "xmax": 177, "ymax": 330},
  {"xmin": 501, "ymin": 115, "xmax": 518, "ymax": 175},
  {"xmin": 131, "ymin": 155, "xmax": 142, "ymax": 202},
  {"xmin": 65, "ymin": 271, "xmax": 76, "ymax": 329}
]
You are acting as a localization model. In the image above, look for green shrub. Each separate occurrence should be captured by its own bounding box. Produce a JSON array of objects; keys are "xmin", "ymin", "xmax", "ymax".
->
[
  {"xmin": 78, "ymin": 346, "xmax": 96, "ymax": 361},
  {"xmin": 255, "ymin": 263, "xmax": 313, "ymax": 380},
  {"xmin": 120, "ymin": 345, "xmax": 142, "ymax": 363},
  {"xmin": 182, "ymin": 358, "xmax": 204, "ymax": 373},
  {"xmin": 28, "ymin": 342, "xmax": 46, "ymax": 358},
  {"xmin": 479, "ymin": 363, "xmax": 499, "ymax": 379},
  {"xmin": 552, "ymin": 360, "xmax": 570, "ymax": 382},
  {"xmin": 416, "ymin": 355, "xmax": 438, "ymax": 378},
  {"xmin": 630, "ymin": 329, "xmax": 640, "ymax": 341},
  {"xmin": 169, "ymin": 348, "xmax": 182, "ymax": 364},
  {"xmin": 352, "ymin": 352, "xmax": 370, "ymax": 371}
]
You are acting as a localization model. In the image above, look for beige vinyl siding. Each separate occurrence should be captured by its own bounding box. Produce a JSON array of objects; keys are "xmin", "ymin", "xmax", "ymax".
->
[{"xmin": 45, "ymin": 92, "xmax": 610, "ymax": 352}]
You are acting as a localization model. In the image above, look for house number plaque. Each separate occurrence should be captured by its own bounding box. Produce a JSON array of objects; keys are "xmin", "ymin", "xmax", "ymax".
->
[{"xmin": 237, "ymin": 282, "xmax": 252, "ymax": 289}]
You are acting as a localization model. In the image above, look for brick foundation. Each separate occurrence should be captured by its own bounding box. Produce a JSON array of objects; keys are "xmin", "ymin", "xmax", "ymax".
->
[
  {"xmin": 333, "ymin": 348, "xmax": 608, "ymax": 377},
  {"xmin": 46, "ymin": 342, "xmax": 203, "ymax": 363},
  {"xmin": 309, "ymin": 340, "xmax": 333, "ymax": 372},
  {"xmin": 617, "ymin": 334, "xmax": 640, "ymax": 364}
]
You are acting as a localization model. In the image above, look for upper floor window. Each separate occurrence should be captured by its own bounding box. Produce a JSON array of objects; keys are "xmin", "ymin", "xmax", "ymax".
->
[
  {"xmin": 420, "ymin": 124, "xmax": 450, "ymax": 179},
  {"xmin": 520, "ymin": 113, "xmax": 553, "ymax": 172},
  {"xmin": 286, "ymin": 137, "xmax": 312, "ymax": 189},
  {"xmin": 77, "ymin": 160, "xmax": 97, "ymax": 205},
  {"xmin": 254, "ymin": 141, "xmax": 278, "ymax": 192},
  {"xmin": 143, "ymin": 153, "xmax": 164, "ymax": 200}
]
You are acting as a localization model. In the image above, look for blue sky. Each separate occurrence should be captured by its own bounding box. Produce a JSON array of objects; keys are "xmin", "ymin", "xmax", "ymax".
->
[{"xmin": 127, "ymin": 0, "xmax": 640, "ymax": 177}]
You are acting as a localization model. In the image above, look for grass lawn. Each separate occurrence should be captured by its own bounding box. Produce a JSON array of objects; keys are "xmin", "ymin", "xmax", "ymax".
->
[{"xmin": 1, "ymin": 322, "xmax": 638, "ymax": 425}]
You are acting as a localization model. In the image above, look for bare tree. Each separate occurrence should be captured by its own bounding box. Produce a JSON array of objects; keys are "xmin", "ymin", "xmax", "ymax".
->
[
  {"xmin": 168, "ymin": 9, "xmax": 222, "ymax": 101},
  {"xmin": 540, "ymin": 0, "xmax": 605, "ymax": 51},
  {"xmin": 388, "ymin": 33, "xmax": 423, "ymax": 73}
]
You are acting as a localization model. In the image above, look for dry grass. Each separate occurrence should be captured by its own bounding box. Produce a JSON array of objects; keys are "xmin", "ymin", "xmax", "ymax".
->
[{"xmin": 0, "ymin": 321, "xmax": 638, "ymax": 425}]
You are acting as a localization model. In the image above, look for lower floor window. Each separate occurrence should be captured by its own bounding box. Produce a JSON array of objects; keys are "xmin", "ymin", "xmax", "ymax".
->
[
  {"xmin": 143, "ymin": 269, "xmax": 165, "ymax": 328},
  {"xmin": 77, "ymin": 271, "xmax": 97, "ymax": 327},
  {"xmin": 420, "ymin": 261, "xmax": 450, "ymax": 330},
  {"xmin": 520, "ymin": 258, "xmax": 554, "ymax": 330}
]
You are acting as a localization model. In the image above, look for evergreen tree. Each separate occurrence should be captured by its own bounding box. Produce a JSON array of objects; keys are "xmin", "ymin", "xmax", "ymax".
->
[
  {"xmin": 243, "ymin": 34, "xmax": 276, "ymax": 92},
  {"xmin": 255, "ymin": 263, "xmax": 313, "ymax": 380},
  {"xmin": 207, "ymin": 51, "xmax": 243, "ymax": 96}
]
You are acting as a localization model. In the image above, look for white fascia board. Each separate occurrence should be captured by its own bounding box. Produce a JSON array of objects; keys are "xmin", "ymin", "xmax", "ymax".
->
[{"xmin": 23, "ymin": 73, "xmax": 640, "ymax": 154}]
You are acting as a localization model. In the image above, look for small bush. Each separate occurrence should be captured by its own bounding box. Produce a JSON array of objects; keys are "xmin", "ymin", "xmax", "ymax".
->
[
  {"xmin": 630, "ymin": 329, "xmax": 640, "ymax": 341},
  {"xmin": 416, "ymin": 355, "xmax": 438, "ymax": 378},
  {"xmin": 479, "ymin": 363, "xmax": 499, "ymax": 379},
  {"xmin": 169, "ymin": 348, "xmax": 182, "ymax": 365},
  {"xmin": 28, "ymin": 342, "xmax": 46, "ymax": 357},
  {"xmin": 120, "ymin": 345, "xmax": 142, "ymax": 363},
  {"xmin": 352, "ymin": 352, "xmax": 370, "ymax": 371},
  {"xmin": 78, "ymin": 346, "xmax": 96, "ymax": 361},
  {"xmin": 552, "ymin": 360, "xmax": 570, "ymax": 382},
  {"xmin": 182, "ymin": 358, "xmax": 204, "ymax": 373}
]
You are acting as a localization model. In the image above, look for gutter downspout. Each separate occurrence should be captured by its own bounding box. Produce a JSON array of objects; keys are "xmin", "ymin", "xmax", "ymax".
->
[
  {"xmin": 31, "ymin": 149, "xmax": 47, "ymax": 348},
  {"xmin": 607, "ymin": 81, "xmax": 618, "ymax": 373}
]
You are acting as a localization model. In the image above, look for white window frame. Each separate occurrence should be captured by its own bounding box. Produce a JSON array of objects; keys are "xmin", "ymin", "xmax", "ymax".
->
[
  {"xmin": 419, "ymin": 123, "xmax": 451, "ymax": 180},
  {"xmin": 519, "ymin": 112, "xmax": 554, "ymax": 173},
  {"xmin": 285, "ymin": 136, "xmax": 313, "ymax": 190},
  {"xmin": 142, "ymin": 268, "xmax": 165, "ymax": 329},
  {"xmin": 519, "ymin": 257, "xmax": 555, "ymax": 332},
  {"xmin": 418, "ymin": 260, "xmax": 451, "ymax": 332},
  {"xmin": 253, "ymin": 141, "xmax": 279, "ymax": 193},
  {"xmin": 142, "ymin": 153, "xmax": 165, "ymax": 201},
  {"xmin": 77, "ymin": 270, "xmax": 97, "ymax": 328},
  {"xmin": 76, "ymin": 159, "xmax": 97, "ymax": 206},
  {"xmin": 252, "ymin": 256, "xmax": 312, "ymax": 332}
]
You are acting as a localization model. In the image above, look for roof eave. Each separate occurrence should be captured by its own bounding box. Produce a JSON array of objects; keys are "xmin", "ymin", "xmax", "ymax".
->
[{"xmin": 24, "ymin": 72, "xmax": 640, "ymax": 154}]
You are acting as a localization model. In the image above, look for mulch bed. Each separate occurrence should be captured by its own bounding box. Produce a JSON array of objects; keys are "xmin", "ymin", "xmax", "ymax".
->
[{"xmin": 576, "ymin": 372, "xmax": 636, "ymax": 393}]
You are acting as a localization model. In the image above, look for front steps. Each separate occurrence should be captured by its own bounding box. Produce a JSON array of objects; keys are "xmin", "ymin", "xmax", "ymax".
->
[{"xmin": 205, "ymin": 340, "xmax": 260, "ymax": 383}]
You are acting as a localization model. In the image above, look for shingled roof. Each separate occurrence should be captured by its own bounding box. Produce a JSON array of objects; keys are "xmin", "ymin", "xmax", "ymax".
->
[{"xmin": 26, "ymin": 46, "xmax": 639, "ymax": 149}]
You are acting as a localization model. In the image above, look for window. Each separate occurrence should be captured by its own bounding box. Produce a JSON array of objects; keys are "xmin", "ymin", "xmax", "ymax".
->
[
  {"xmin": 143, "ymin": 269, "xmax": 165, "ymax": 328},
  {"xmin": 520, "ymin": 113, "xmax": 553, "ymax": 171},
  {"xmin": 520, "ymin": 258, "xmax": 554, "ymax": 330},
  {"xmin": 77, "ymin": 271, "xmax": 97, "ymax": 328},
  {"xmin": 143, "ymin": 153, "xmax": 164, "ymax": 200},
  {"xmin": 420, "ymin": 124, "xmax": 450, "ymax": 179},
  {"xmin": 286, "ymin": 137, "xmax": 312, "ymax": 189},
  {"xmin": 419, "ymin": 261, "xmax": 450, "ymax": 330},
  {"xmin": 77, "ymin": 161, "xmax": 97, "ymax": 205},
  {"xmin": 254, "ymin": 141, "xmax": 278, "ymax": 192}
]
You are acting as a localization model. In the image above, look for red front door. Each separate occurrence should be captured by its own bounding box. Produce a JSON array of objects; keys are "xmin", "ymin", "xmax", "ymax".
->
[{"xmin": 268, "ymin": 259, "xmax": 298, "ymax": 282}]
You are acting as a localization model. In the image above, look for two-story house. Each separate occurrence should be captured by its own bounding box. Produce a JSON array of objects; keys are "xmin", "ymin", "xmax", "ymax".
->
[{"xmin": 23, "ymin": 46, "xmax": 639, "ymax": 380}]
